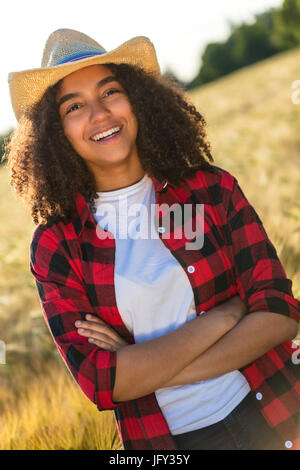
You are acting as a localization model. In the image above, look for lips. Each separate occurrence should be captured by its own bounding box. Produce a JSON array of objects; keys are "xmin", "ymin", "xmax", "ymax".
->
[{"xmin": 89, "ymin": 125, "xmax": 122, "ymax": 142}]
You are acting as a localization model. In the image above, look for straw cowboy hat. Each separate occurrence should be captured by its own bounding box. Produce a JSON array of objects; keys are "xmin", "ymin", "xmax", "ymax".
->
[{"xmin": 8, "ymin": 28, "xmax": 161, "ymax": 121}]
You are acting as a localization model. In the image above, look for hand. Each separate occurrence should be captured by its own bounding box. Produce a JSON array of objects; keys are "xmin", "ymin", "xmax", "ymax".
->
[{"xmin": 75, "ymin": 315, "xmax": 128, "ymax": 352}]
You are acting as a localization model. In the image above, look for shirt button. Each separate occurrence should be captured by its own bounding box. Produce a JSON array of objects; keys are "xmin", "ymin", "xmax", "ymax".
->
[
  {"xmin": 157, "ymin": 227, "xmax": 165, "ymax": 233},
  {"xmin": 256, "ymin": 392, "xmax": 263, "ymax": 400},
  {"xmin": 285, "ymin": 440, "xmax": 293, "ymax": 449},
  {"xmin": 187, "ymin": 265, "xmax": 195, "ymax": 273}
]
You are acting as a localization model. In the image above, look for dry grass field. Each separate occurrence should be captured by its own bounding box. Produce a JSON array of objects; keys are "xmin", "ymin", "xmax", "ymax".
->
[{"xmin": 0, "ymin": 46, "xmax": 300, "ymax": 449}]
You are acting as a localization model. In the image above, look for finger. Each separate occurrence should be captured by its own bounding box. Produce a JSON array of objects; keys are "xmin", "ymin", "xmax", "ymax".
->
[
  {"xmin": 76, "ymin": 320, "xmax": 106, "ymax": 330},
  {"xmin": 76, "ymin": 321, "xmax": 123, "ymax": 343},
  {"xmin": 76, "ymin": 318, "xmax": 103, "ymax": 328},
  {"xmin": 85, "ymin": 314, "xmax": 104, "ymax": 323},
  {"xmin": 78, "ymin": 328, "xmax": 122, "ymax": 348},
  {"xmin": 77, "ymin": 327, "xmax": 110, "ymax": 341},
  {"xmin": 88, "ymin": 337, "xmax": 119, "ymax": 352}
]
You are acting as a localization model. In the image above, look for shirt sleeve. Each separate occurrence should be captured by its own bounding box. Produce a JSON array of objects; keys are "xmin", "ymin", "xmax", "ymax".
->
[
  {"xmin": 30, "ymin": 225, "xmax": 120, "ymax": 411},
  {"xmin": 226, "ymin": 176, "xmax": 300, "ymax": 322}
]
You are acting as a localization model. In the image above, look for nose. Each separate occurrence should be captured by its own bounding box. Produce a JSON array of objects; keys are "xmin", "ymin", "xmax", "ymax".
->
[{"xmin": 89, "ymin": 98, "xmax": 111, "ymax": 123}]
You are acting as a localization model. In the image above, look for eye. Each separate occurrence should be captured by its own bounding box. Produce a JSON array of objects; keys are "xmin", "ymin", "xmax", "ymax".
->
[
  {"xmin": 104, "ymin": 88, "xmax": 120, "ymax": 98},
  {"xmin": 66, "ymin": 103, "xmax": 81, "ymax": 115}
]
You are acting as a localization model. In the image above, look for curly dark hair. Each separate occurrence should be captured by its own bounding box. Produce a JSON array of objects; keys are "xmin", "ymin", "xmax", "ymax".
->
[{"xmin": 4, "ymin": 62, "xmax": 218, "ymax": 226}]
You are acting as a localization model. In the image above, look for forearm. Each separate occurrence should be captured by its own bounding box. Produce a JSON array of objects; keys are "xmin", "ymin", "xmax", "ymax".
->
[
  {"xmin": 161, "ymin": 312, "xmax": 298, "ymax": 388},
  {"xmin": 113, "ymin": 304, "xmax": 240, "ymax": 402}
]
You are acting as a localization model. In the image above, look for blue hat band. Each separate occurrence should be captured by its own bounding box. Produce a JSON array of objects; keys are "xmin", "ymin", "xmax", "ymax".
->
[{"xmin": 54, "ymin": 50, "xmax": 107, "ymax": 66}]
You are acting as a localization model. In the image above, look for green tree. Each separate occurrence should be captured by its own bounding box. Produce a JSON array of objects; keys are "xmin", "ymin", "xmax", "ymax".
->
[
  {"xmin": 272, "ymin": 0, "xmax": 300, "ymax": 49},
  {"xmin": 229, "ymin": 11, "xmax": 281, "ymax": 68},
  {"xmin": 187, "ymin": 41, "xmax": 236, "ymax": 89},
  {"xmin": 186, "ymin": 7, "xmax": 284, "ymax": 90}
]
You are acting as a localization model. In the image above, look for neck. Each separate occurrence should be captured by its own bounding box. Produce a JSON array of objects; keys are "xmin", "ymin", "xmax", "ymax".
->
[
  {"xmin": 89, "ymin": 156, "xmax": 146, "ymax": 192},
  {"xmin": 99, "ymin": 171, "xmax": 146, "ymax": 192}
]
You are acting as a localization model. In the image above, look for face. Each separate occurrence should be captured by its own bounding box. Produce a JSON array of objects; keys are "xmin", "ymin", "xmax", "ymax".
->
[{"xmin": 56, "ymin": 64, "xmax": 139, "ymax": 173}]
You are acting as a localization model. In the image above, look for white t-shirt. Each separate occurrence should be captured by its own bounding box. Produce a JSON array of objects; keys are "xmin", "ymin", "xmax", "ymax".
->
[{"xmin": 90, "ymin": 173, "xmax": 250, "ymax": 435}]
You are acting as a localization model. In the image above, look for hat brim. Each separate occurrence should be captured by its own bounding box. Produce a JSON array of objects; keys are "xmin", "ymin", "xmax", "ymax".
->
[{"xmin": 8, "ymin": 36, "xmax": 160, "ymax": 121}]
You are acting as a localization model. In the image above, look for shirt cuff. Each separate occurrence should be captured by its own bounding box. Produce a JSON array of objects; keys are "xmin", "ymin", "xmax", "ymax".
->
[
  {"xmin": 94, "ymin": 349, "xmax": 120, "ymax": 410},
  {"xmin": 247, "ymin": 289, "xmax": 300, "ymax": 322}
]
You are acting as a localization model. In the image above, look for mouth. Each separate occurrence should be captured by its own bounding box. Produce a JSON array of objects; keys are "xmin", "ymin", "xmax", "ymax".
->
[{"xmin": 89, "ymin": 126, "xmax": 122, "ymax": 144}]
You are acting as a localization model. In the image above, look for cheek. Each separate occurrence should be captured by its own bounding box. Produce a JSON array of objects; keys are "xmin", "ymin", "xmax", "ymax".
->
[
  {"xmin": 62, "ymin": 120, "xmax": 83, "ymax": 150},
  {"xmin": 127, "ymin": 106, "xmax": 138, "ymax": 136},
  {"xmin": 115, "ymin": 99, "xmax": 138, "ymax": 134}
]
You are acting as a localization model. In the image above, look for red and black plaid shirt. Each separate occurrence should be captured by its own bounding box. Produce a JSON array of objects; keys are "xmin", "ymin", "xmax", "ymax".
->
[{"xmin": 30, "ymin": 166, "xmax": 300, "ymax": 450}]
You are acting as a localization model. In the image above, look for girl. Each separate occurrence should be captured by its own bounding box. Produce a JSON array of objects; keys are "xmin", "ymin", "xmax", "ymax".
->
[{"xmin": 5, "ymin": 28, "xmax": 300, "ymax": 450}]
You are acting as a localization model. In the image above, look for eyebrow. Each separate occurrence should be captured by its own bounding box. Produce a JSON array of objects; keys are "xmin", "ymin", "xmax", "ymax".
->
[{"xmin": 57, "ymin": 75, "xmax": 119, "ymax": 110}]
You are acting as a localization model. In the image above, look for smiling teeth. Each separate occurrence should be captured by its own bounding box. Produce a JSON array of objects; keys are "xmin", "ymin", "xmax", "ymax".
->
[{"xmin": 91, "ymin": 126, "xmax": 121, "ymax": 141}]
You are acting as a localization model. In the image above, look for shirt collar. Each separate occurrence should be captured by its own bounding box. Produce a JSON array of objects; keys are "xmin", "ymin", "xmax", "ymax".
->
[{"xmin": 73, "ymin": 172, "xmax": 170, "ymax": 237}]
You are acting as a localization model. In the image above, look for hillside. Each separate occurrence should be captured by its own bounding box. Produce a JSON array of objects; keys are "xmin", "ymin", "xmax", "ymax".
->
[{"xmin": 188, "ymin": 46, "xmax": 300, "ymax": 298}]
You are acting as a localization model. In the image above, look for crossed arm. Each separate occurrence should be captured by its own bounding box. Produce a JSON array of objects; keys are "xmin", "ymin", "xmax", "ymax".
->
[{"xmin": 75, "ymin": 296, "xmax": 298, "ymax": 402}]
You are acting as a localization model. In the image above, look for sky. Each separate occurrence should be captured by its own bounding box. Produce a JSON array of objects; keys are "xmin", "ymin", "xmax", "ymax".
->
[{"xmin": 1, "ymin": 0, "xmax": 283, "ymax": 133}]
